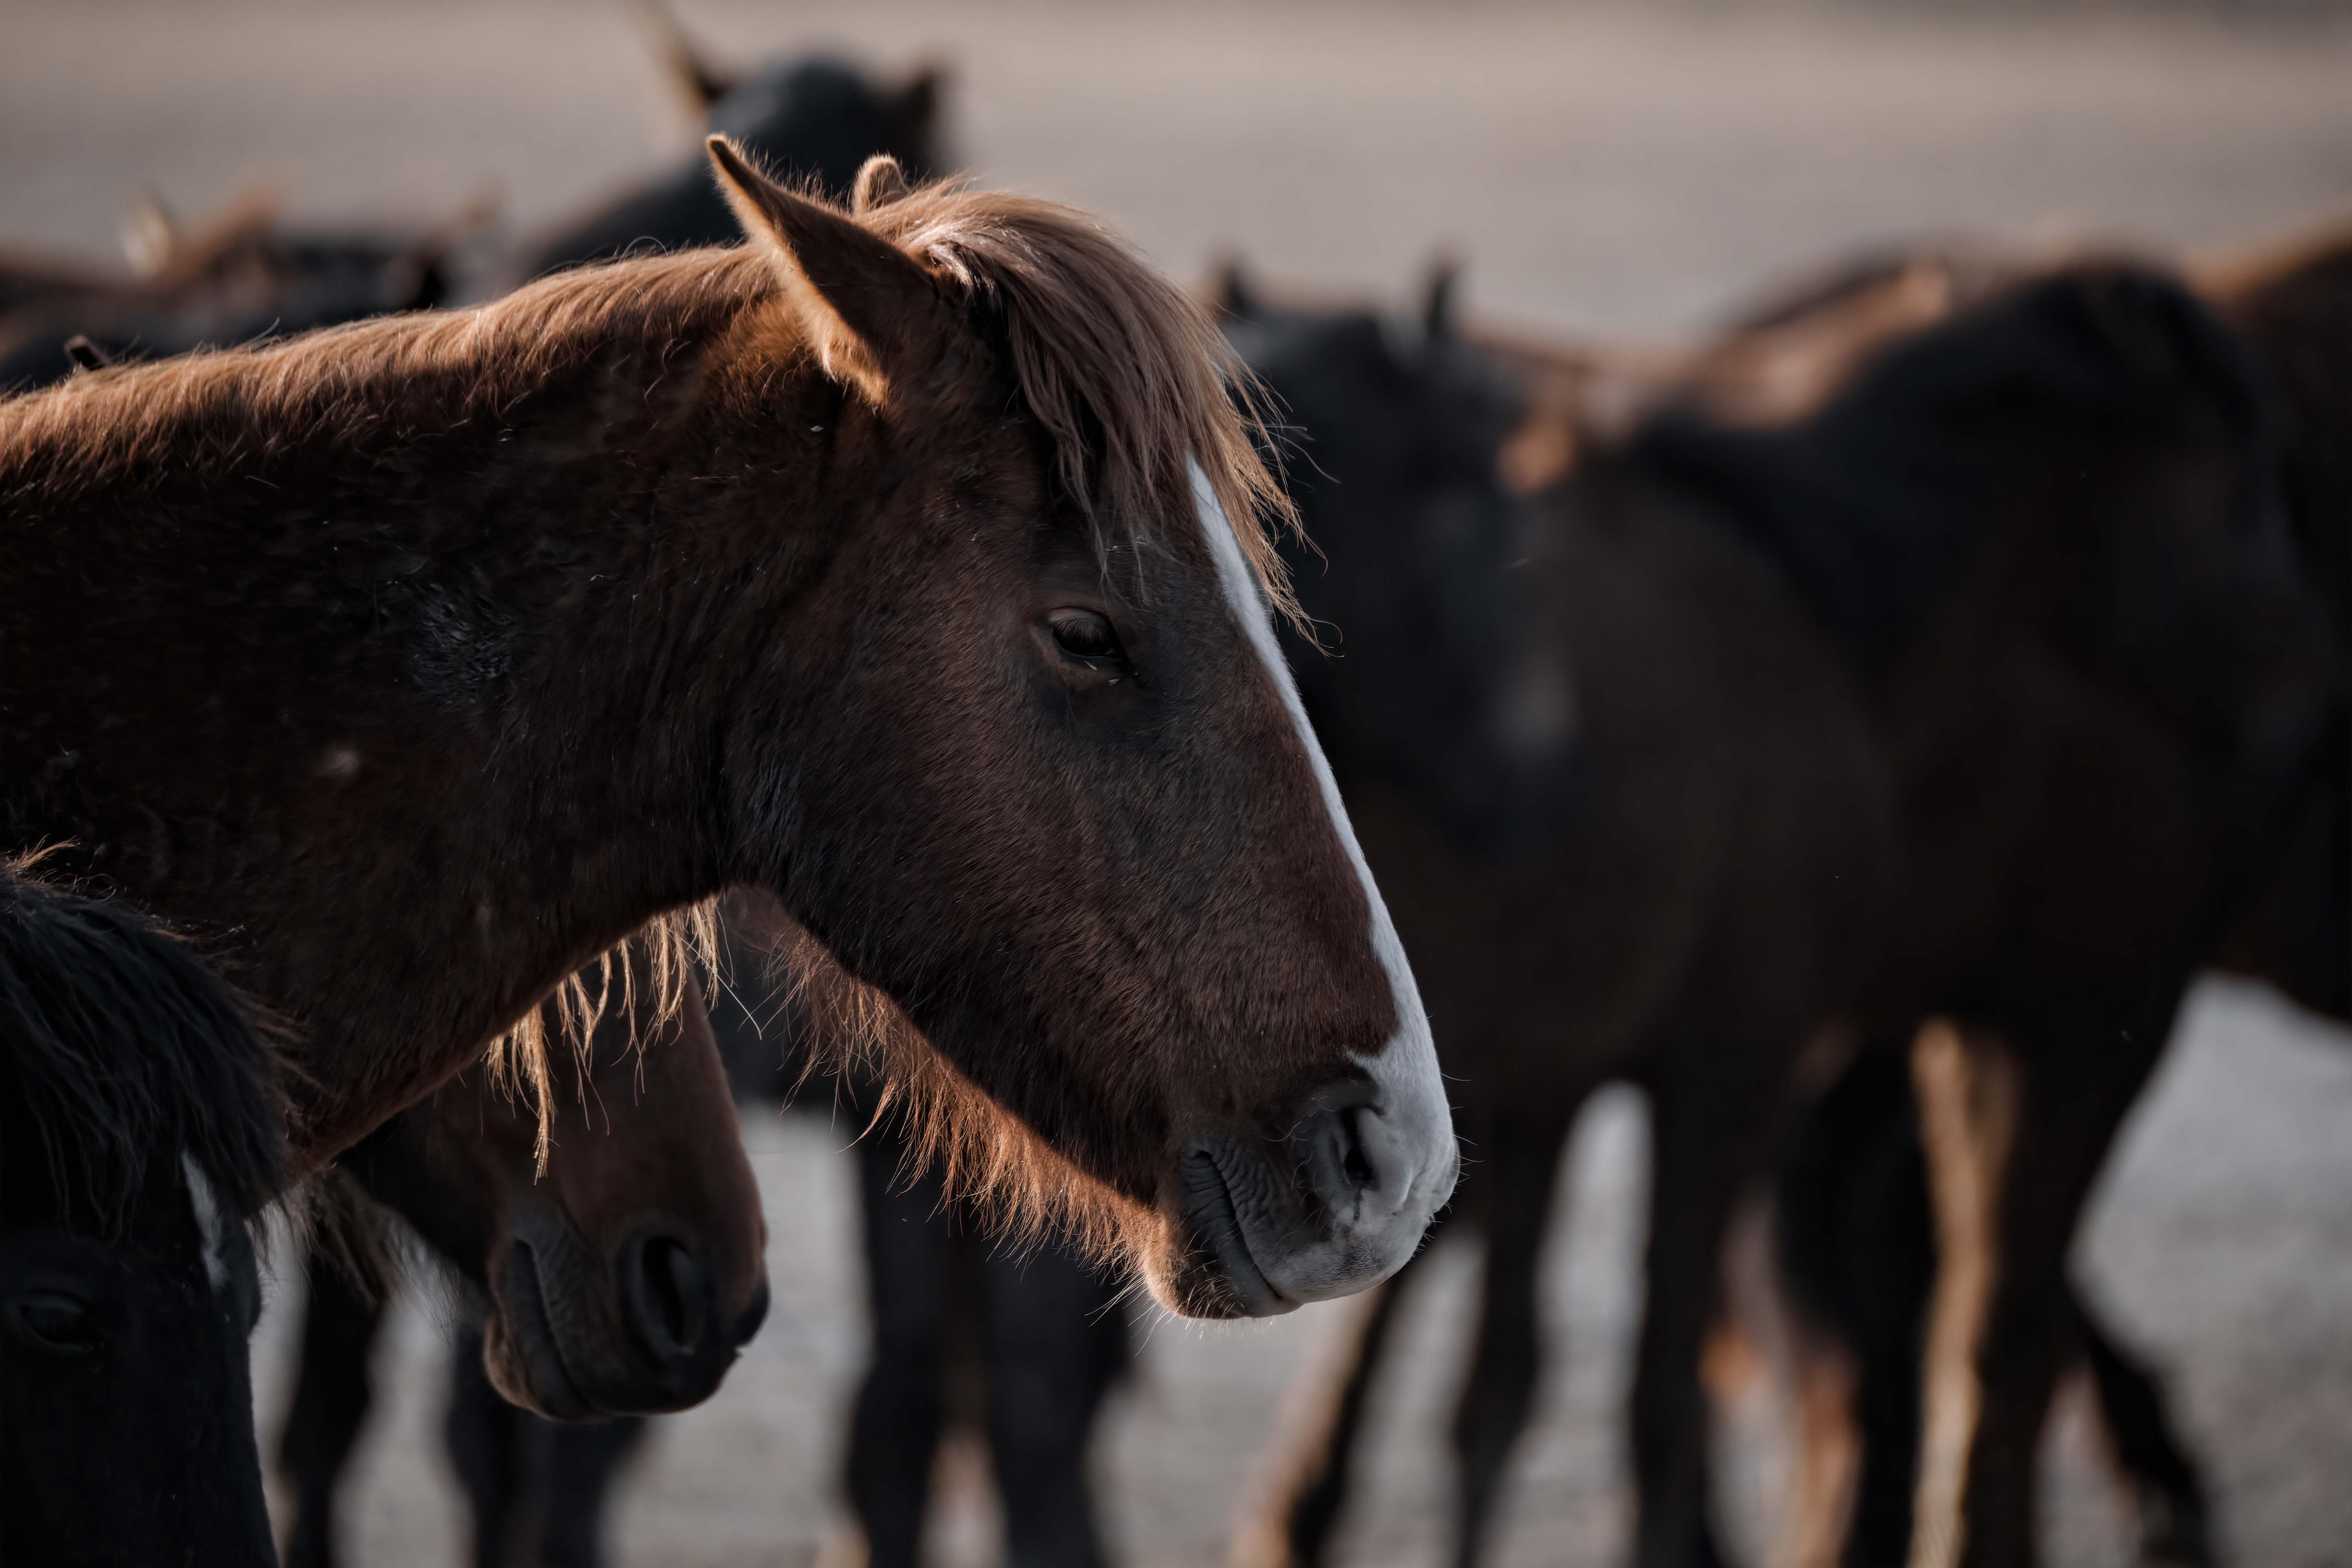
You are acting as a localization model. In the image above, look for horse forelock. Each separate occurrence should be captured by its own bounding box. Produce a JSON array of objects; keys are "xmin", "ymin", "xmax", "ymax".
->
[
  {"xmin": 0, "ymin": 854, "xmax": 283, "ymax": 1232},
  {"xmin": 858, "ymin": 181, "xmax": 1305, "ymax": 631}
]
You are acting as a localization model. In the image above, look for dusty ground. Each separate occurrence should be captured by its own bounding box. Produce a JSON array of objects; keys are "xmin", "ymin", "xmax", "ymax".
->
[{"xmin": 6, "ymin": 2, "xmax": 2352, "ymax": 1563}]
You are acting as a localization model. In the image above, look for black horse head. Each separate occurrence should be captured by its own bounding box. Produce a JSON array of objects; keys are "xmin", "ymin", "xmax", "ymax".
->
[
  {"xmin": 1224, "ymin": 265, "xmax": 1582, "ymax": 857},
  {"xmin": 0, "ymin": 862, "xmax": 281, "ymax": 1566}
]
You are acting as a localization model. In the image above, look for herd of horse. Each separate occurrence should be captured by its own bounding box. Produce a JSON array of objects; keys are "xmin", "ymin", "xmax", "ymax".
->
[{"xmin": 2, "ymin": 15, "xmax": 2346, "ymax": 1568}]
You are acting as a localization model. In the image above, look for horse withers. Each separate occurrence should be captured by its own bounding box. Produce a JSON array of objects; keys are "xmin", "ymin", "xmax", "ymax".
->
[
  {"xmin": 0, "ymin": 145, "xmax": 1454, "ymax": 1321},
  {"xmin": 0, "ymin": 859, "xmax": 281, "ymax": 1566}
]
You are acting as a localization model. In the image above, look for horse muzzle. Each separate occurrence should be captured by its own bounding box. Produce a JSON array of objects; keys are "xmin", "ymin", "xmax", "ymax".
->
[
  {"xmin": 481, "ymin": 1214, "xmax": 769, "ymax": 1419},
  {"xmin": 1155, "ymin": 1071, "xmax": 1458, "ymax": 1319}
]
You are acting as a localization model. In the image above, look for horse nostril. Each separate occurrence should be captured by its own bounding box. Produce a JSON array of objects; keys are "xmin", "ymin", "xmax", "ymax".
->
[
  {"xmin": 626, "ymin": 1235, "xmax": 707, "ymax": 1361},
  {"xmin": 1341, "ymin": 1108, "xmax": 1378, "ymax": 1190}
]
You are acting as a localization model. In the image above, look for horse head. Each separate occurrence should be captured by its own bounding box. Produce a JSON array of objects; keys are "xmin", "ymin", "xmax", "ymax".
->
[
  {"xmin": 0, "ymin": 863, "xmax": 279, "ymax": 1566},
  {"xmin": 697, "ymin": 147, "xmax": 1457, "ymax": 1316},
  {"xmin": 339, "ymin": 951, "xmax": 766, "ymax": 1419}
]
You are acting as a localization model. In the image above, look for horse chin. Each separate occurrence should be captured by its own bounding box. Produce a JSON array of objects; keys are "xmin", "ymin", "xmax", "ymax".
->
[
  {"xmin": 481, "ymin": 1238, "xmax": 595, "ymax": 1420},
  {"xmin": 1146, "ymin": 1144, "xmax": 1299, "ymax": 1320}
]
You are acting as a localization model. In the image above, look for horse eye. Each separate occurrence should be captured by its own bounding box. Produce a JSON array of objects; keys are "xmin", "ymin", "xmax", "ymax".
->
[
  {"xmin": 7, "ymin": 1289, "xmax": 104, "ymax": 1357},
  {"xmin": 1046, "ymin": 609, "xmax": 1123, "ymax": 664}
]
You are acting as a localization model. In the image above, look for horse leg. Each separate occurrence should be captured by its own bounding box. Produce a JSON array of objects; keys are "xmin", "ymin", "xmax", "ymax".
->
[
  {"xmin": 2067, "ymin": 1285, "xmax": 2214, "ymax": 1567},
  {"xmin": 1230, "ymin": 1236, "xmax": 1433, "ymax": 1568},
  {"xmin": 1907, "ymin": 1019, "xmax": 2164, "ymax": 1568},
  {"xmin": 848, "ymin": 1126, "xmax": 951, "ymax": 1568},
  {"xmin": 1632, "ymin": 1079, "xmax": 1774, "ymax": 1568},
  {"xmin": 276, "ymin": 1245, "xmax": 387, "ymax": 1568},
  {"xmin": 1774, "ymin": 1042, "xmax": 1938, "ymax": 1568},
  {"xmin": 446, "ymin": 1318, "xmax": 550, "ymax": 1568},
  {"xmin": 1451, "ymin": 1113, "xmax": 1574, "ymax": 1568},
  {"xmin": 536, "ymin": 1416, "xmax": 651, "ymax": 1568},
  {"xmin": 979, "ymin": 1238, "xmax": 1128, "ymax": 1568}
]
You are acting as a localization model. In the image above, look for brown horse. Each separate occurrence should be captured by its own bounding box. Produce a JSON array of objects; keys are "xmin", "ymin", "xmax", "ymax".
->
[
  {"xmin": 277, "ymin": 952, "xmax": 765, "ymax": 1566},
  {"xmin": 0, "ymin": 145, "xmax": 1453, "ymax": 1319}
]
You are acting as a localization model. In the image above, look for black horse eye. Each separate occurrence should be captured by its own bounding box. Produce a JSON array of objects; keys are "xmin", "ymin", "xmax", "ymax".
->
[
  {"xmin": 1046, "ymin": 609, "xmax": 1123, "ymax": 664},
  {"xmin": 7, "ymin": 1289, "xmax": 104, "ymax": 1357}
]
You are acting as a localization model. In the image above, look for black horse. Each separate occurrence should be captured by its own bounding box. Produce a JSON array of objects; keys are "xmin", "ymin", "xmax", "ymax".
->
[
  {"xmin": 0, "ymin": 858, "xmax": 282, "ymax": 1566},
  {"xmin": 1224, "ymin": 266, "xmax": 1894, "ymax": 1568},
  {"xmin": 488, "ymin": 13, "xmax": 944, "ymax": 289},
  {"xmin": 1224, "ymin": 258, "xmax": 2337, "ymax": 1568},
  {"xmin": 0, "ymin": 192, "xmax": 462, "ymax": 393},
  {"xmin": 1769, "ymin": 228, "xmax": 2352, "ymax": 1568}
]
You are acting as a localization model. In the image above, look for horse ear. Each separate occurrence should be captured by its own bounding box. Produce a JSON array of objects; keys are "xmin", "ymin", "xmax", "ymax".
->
[
  {"xmin": 890, "ymin": 65, "xmax": 947, "ymax": 150},
  {"xmin": 1423, "ymin": 259, "xmax": 1459, "ymax": 343},
  {"xmin": 639, "ymin": 0, "xmax": 735, "ymax": 118},
  {"xmin": 852, "ymin": 155, "xmax": 909, "ymax": 214},
  {"xmin": 1215, "ymin": 258, "xmax": 1260, "ymax": 322},
  {"xmin": 708, "ymin": 136, "xmax": 945, "ymax": 400}
]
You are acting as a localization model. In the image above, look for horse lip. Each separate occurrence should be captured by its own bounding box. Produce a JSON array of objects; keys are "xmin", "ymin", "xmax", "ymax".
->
[
  {"xmin": 1180, "ymin": 1144, "xmax": 1296, "ymax": 1319},
  {"xmin": 500, "ymin": 1237, "xmax": 596, "ymax": 1419}
]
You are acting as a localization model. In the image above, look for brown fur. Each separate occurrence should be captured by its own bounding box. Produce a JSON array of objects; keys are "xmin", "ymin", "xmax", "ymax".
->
[{"xmin": 3, "ymin": 150, "xmax": 1407, "ymax": 1323}]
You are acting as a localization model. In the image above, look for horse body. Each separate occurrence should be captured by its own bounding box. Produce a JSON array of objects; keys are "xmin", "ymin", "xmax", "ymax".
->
[
  {"xmin": 0, "ymin": 193, "xmax": 458, "ymax": 393},
  {"xmin": 0, "ymin": 149, "xmax": 1453, "ymax": 1319},
  {"xmin": 0, "ymin": 860, "xmax": 280, "ymax": 1566},
  {"xmin": 1229, "ymin": 259, "xmax": 2335, "ymax": 1568},
  {"xmin": 1771, "ymin": 227, "xmax": 2352, "ymax": 1568},
  {"xmin": 1656, "ymin": 263, "xmax": 2342, "ymax": 1567},
  {"xmin": 1224, "ymin": 277, "xmax": 1893, "ymax": 1568}
]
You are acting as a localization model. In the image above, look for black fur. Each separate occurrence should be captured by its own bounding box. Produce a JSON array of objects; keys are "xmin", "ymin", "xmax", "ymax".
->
[
  {"xmin": 0, "ymin": 859, "xmax": 280, "ymax": 1227},
  {"xmin": 1636, "ymin": 266, "xmax": 2279, "ymax": 671},
  {"xmin": 503, "ymin": 58, "xmax": 943, "ymax": 284}
]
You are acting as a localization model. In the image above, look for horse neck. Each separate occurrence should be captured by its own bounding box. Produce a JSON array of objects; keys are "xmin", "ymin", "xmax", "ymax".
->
[{"xmin": 0, "ymin": 269, "xmax": 837, "ymax": 1160}]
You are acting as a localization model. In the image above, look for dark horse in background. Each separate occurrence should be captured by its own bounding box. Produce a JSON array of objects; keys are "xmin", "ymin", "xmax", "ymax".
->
[
  {"xmin": 1, "ymin": 858, "xmax": 283, "ymax": 1566},
  {"xmin": 1630, "ymin": 260, "xmax": 2336, "ymax": 1568},
  {"xmin": 0, "ymin": 187, "xmax": 467, "ymax": 393},
  {"xmin": 1755, "ymin": 221, "xmax": 2352, "ymax": 1568},
  {"xmin": 484, "ymin": 5, "xmax": 944, "ymax": 290},
  {"xmin": 1223, "ymin": 265, "xmax": 1895, "ymax": 1568},
  {"xmin": 1220, "ymin": 255, "xmax": 2335, "ymax": 1567}
]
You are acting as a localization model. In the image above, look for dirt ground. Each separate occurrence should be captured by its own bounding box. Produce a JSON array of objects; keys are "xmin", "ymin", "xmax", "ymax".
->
[{"xmin": 6, "ymin": 2, "xmax": 2352, "ymax": 1564}]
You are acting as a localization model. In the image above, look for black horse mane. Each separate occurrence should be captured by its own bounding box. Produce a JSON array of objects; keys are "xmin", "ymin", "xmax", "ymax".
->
[
  {"xmin": 0, "ymin": 857, "xmax": 282, "ymax": 1227},
  {"xmin": 1630, "ymin": 263, "xmax": 2277, "ymax": 670}
]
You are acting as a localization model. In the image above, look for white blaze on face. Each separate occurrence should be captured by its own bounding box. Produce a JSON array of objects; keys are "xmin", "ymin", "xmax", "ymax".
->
[
  {"xmin": 1189, "ymin": 461, "xmax": 1459, "ymax": 1293},
  {"xmin": 181, "ymin": 1152, "xmax": 230, "ymax": 1293}
]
